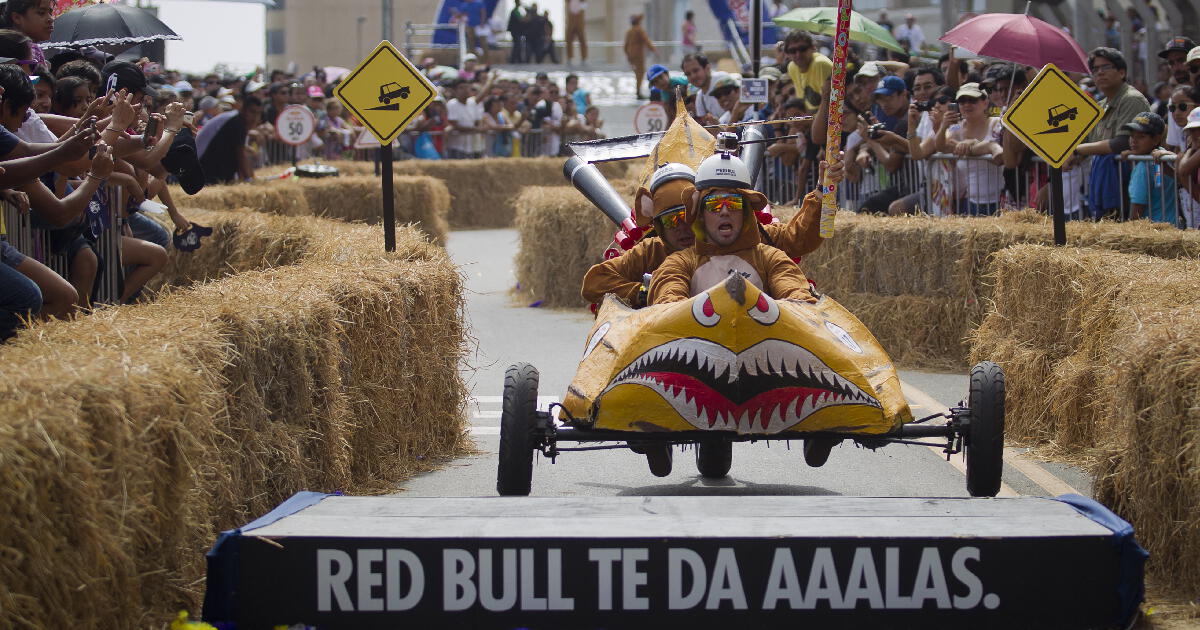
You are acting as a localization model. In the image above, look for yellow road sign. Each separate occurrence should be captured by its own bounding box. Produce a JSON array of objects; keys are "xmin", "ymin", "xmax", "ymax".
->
[
  {"xmin": 1002, "ymin": 63, "xmax": 1102, "ymax": 169},
  {"xmin": 335, "ymin": 40, "xmax": 436, "ymax": 146}
]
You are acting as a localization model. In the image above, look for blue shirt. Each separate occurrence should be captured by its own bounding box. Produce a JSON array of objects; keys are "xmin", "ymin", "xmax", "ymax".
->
[
  {"xmin": 0, "ymin": 126, "xmax": 20, "ymax": 159},
  {"xmin": 1128, "ymin": 160, "xmax": 1177, "ymax": 224},
  {"xmin": 572, "ymin": 88, "xmax": 590, "ymax": 115},
  {"xmin": 462, "ymin": 0, "xmax": 484, "ymax": 27}
]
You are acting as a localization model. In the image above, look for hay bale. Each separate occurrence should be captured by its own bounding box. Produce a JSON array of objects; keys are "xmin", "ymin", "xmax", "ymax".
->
[
  {"xmin": 393, "ymin": 157, "xmax": 626, "ymax": 228},
  {"xmin": 1093, "ymin": 305, "xmax": 1200, "ymax": 595},
  {"xmin": 155, "ymin": 209, "xmax": 441, "ymax": 289},
  {"xmin": 514, "ymin": 186, "xmax": 623, "ymax": 307},
  {"xmin": 0, "ymin": 217, "xmax": 468, "ymax": 627},
  {"xmin": 294, "ymin": 175, "xmax": 450, "ymax": 245},
  {"xmin": 971, "ymin": 245, "xmax": 1200, "ymax": 449},
  {"xmin": 173, "ymin": 174, "xmax": 450, "ymax": 245}
]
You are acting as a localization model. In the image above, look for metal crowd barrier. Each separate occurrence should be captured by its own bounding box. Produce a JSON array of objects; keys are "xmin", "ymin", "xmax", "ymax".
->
[
  {"xmin": 0, "ymin": 185, "xmax": 126, "ymax": 304},
  {"xmin": 757, "ymin": 151, "xmax": 1197, "ymax": 229}
]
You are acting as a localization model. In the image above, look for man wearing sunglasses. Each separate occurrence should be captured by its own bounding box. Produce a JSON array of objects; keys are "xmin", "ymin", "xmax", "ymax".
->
[
  {"xmin": 648, "ymin": 152, "xmax": 817, "ymax": 305},
  {"xmin": 783, "ymin": 31, "xmax": 832, "ymax": 114},
  {"xmin": 584, "ymin": 155, "xmax": 843, "ymax": 307},
  {"xmin": 1073, "ymin": 47, "xmax": 1150, "ymax": 220}
]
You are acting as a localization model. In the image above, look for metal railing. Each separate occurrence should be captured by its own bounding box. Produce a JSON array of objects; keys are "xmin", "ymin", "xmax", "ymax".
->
[
  {"xmin": 757, "ymin": 151, "xmax": 1198, "ymax": 229},
  {"xmin": 251, "ymin": 124, "xmax": 1199, "ymax": 229},
  {"xmin": 1, "ymin": 185, "xmax": 126, "ymax": 304}
]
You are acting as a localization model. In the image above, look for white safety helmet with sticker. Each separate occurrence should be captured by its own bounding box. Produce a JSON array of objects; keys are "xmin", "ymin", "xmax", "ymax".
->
[
  {"xmin": 648, "ymin": 162, "xmax": 696, "ymax": 193},
  {"xmin": 695, "ymin": 152, "xmax": 752, "ymax": 190}
]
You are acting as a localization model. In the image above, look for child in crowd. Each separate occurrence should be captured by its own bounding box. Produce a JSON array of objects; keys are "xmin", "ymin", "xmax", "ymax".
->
[{"xmin": 1122, "ymin": 112, "xmax": 1178, "ymax": 225}]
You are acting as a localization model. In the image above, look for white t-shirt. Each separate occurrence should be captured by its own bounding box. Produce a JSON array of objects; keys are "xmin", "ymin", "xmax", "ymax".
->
[
  {"xmin": 17, "ymin": 110, "xmax": 58, "ymax": 143},
  {"xmin": 895, "ymin": 22, "xmax": 925, "ymax": 50},
  {"xmin": 446, "ymin": 96, "xmax": 482, "ymax": 154},
  {"xmin": 541, "ymin": 99, "xmax": 564, "ymax": 156},
  {"xmin": 947, "ymin": 117, "xmax": 1004, "ymax": 204},
  {"xmin": 695, "ymin": 71, "xmax": 730, "ymax": 120},
  {"xmin": 1166, "ymin": 115, "xmax": 1183, "ymax": 150}
]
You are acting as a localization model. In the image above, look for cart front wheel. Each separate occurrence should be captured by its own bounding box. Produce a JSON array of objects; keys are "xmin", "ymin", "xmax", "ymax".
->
[
  {"xmin": 696, "ymin": 439, "xmax": 733, "ymax": 479},
  {"xmin": 965, "ymin": 361, "xmax": 1006, "ymax": 497},
  {"xmin": 497, "ymin": 362, "xmax": 540, "ymax": 496}
]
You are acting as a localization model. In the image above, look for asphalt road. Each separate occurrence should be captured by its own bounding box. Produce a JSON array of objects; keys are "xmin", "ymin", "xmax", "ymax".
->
[{"xmin": 396, "ymin": 228, "xmax": 1093, "ymax": 499}]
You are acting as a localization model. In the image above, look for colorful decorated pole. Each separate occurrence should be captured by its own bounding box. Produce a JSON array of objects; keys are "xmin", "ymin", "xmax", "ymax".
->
[{"xmin": 819, "ymin": 0, "xmax": 853, "ymax": 239}]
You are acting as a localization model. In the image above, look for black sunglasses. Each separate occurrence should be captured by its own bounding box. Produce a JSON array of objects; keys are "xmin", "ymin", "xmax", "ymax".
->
[
  {"xmin": 786, "ymin": 45, "xmax": 811, "ymax": 54},
  {"xmin": 1169, "ymin": 102, "xmax": 1194, "ymax": 112}
]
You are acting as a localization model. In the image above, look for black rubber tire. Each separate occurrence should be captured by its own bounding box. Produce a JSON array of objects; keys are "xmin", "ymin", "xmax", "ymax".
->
[
  {"xmin": 966, "ymin": 361, "xmax": 1006, "ymax": 497},
  {"xmin": 646, "ymin": 445, "xmax": 673, "ymax": 477},
  {"xmin": 803, "ymin": 437, "xmax": 841, "ymax": 467},
  {"xmin": 496, "ymin": 362, "xmax": 539, "ymax": 496},
  {"xmin": 696, "ymin": 439, "xmax": 733, "ymax": 479}
]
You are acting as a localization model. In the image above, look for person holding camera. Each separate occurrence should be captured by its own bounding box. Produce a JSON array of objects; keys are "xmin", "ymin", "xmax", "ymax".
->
[
  {"xmin": 935, "ymin": 82, "xmax": 1005, "ymax": 216},
  {"xmin": 846, "ymin": 75, "xmax": 912, "ymax": 214}
]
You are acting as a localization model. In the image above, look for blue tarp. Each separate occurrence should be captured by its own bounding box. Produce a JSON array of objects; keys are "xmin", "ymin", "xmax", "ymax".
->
[
  {"xmin": 433, "ymin": 0, "xmax": 503, "ymax": 45},
  {"xmin": 1053, "ymin": 494, "xmax": 1148, "ymax": 629},
  {"xmin": 201, "ymin": 491, "xmax": 333, "ymax": 623}
]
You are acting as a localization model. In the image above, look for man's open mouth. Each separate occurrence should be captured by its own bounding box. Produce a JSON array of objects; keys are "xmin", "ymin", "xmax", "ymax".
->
[{"xmin": 601, "ymin": 338, "xmax": 881, "ymax": 433}]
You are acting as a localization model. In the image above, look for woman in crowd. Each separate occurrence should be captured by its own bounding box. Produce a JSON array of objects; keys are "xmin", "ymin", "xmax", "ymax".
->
[
  {"xmin": 481, "ymin": 94, "xmax": 514, "ymax": 157},
  {"xmin": 936, "ymin": 82, "xmax": 1004, "ymax": 215}
]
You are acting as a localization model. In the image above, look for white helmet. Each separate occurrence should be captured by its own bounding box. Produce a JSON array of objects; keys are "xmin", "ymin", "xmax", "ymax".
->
[
  {"xmin": 648, "ymin": 162, "xmax": 696, "ymax": 192},
  {"xmin": 695, "ymin": 152, "xmax": 752, "ymax": 190}
]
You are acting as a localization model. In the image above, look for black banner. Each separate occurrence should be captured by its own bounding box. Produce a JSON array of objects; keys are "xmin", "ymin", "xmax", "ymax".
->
[{"xmin": 228, "ymin": 536, "xmax": 1119, "ymax": 629}]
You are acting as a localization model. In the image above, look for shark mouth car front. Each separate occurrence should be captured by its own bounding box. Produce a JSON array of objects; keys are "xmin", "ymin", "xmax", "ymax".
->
[{"xmin": 599, "ymin": 337, "xmax": 882, "ymax": 434}]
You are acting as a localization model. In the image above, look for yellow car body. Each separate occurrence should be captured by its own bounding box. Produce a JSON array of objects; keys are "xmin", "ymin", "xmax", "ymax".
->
[{"xmin": 561, "ymin": 274, "xmax": 913, "ymax": 435}]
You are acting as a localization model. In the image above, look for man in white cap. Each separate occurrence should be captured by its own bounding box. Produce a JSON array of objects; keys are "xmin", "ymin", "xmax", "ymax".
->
[{"xmin": 894, "ymin": 13, "xmax": 924, "ymax": 52}]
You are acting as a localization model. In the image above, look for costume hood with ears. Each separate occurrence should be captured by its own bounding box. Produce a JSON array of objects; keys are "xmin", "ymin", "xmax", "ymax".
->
[
  {"xmin": 687, "ymin": 152, "xmax": 769, "ymax": 256},
  {"xmin": 635, "ymin": 163, "xmax": 697, "ymax": 247}
]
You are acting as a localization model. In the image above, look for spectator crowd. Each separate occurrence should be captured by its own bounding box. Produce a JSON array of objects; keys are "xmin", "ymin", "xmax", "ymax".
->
[{"xmin": 5, "ymin": 0, "xmax": 1200, "ymax": 342}]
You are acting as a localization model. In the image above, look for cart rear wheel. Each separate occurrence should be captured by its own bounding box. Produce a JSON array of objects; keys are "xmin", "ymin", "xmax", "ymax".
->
[
  {"xmin": 497, "ymin": 363, "xmax": 539, "ymax": 496},
  {"xmin": 696, "ymin": 439, "xmax": 732, "ymax": 479},
  {"xmin": 966, "ymin": 361, "xmax": 1005, "ymax": 497},
  {"xmin": 646, "ymin": 445, "xmax": 673, "ymax": 477},
  {"xmin": 804, "ymin": 437, "xmax": 841, "ymax": 467}
]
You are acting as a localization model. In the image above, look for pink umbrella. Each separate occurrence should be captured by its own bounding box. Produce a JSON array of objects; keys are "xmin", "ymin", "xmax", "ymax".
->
[{"xmin": 939, "ymin": 13, "xmax": 1089, "ymax": 74}]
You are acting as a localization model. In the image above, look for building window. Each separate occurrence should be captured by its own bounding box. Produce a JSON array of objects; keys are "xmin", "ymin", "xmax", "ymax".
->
[{"xmin": 266, "ymin": 29, "xmax": 285, "ymax": 55}]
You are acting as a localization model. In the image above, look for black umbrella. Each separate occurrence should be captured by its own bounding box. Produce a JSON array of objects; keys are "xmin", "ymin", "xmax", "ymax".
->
[{"xmin": 44, "ymin": 3, "xmax": 180, "ymax": 51}]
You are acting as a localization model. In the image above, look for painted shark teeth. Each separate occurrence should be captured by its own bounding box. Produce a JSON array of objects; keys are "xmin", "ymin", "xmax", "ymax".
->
[{"xmin": 602, "ymin": 338, "xmax": 882, "ymax": 434}]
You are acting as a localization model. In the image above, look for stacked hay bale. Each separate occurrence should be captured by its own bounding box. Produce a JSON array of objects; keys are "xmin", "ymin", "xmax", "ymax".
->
[
  {"xmin": 176, "ymin": 175, "xmax": 450, "ymax": 245},
  {"xmin": 969, "ymin": 245, "xmax": 1200, "ymax": 594},
  {"xmin": 798, "ymin": 212, "xmax": 1200, "ymax": 367},
  {"xmin": 0, "ymin": 216, "xmax": 469, "ymax": 627}
]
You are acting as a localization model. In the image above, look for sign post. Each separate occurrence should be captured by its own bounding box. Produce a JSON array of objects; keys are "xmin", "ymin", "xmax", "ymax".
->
[
  {"xmin": 1001, "ymin": 63, "xmax": 1102, "ymax": 246},
  {"xmin": 335, "ymin": 40, "xmax": 437, "ymax": 252}
]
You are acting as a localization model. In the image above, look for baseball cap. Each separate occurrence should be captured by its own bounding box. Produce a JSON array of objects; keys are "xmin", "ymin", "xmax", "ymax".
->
[
  {"xmin": 758, "ymin": 66, "xmax": 782, "ymax": 82},
  {"xmin": 307, "ymin": 84, "xmax": 325, "ymax": 98},
  {"xmin": 198, "ymin": 95, "xmax": 218, "ymax": 110},
  {"xmin": 710, "ymin": 74, "xmax": 741, "ymax": 94},
  {"xmin": 646, "ymin": 64, "xmax": 669, "ymax": 82},
  {"xmin": 1188, "ymin": 46, "xmax": 1200, "ymax": 65},
  {"xmin": 1158, "ymin": 36, "xmax": 1196, "ymax": 58},
  {"xmin": 245, "ymin": 80, "xmax": 267, "ymax": 94},
  {"xmin": 1122, "ymin": 111, "xmax": 1165, "ymax": 135},
  {"xmin": 874, "ymin": 75, "xmax": 907, "ymax": 95},
  {"xmin": 1182, "ymin": 106, "xmax": 1200, "ymax": 131},
  {"xmin": 857, "ymin": 61, "xmax": 884, "ymax": 78},
  {"xmin": 173, "ymin": 80, "xmax": 194, "ymax": 93},
  {"xmin": 956, "ymin": 82, "xmax": 986, "ymax": 100}
]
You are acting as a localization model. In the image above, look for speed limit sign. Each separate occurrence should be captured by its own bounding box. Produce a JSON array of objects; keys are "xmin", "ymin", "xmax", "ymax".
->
[
  {"xmin": 633, "ymin": 102, "xmax": 669, "ymax": 134},
  {"xmin": 275, "ymin": 104, "xmax": 317, "ymax": 146}
]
